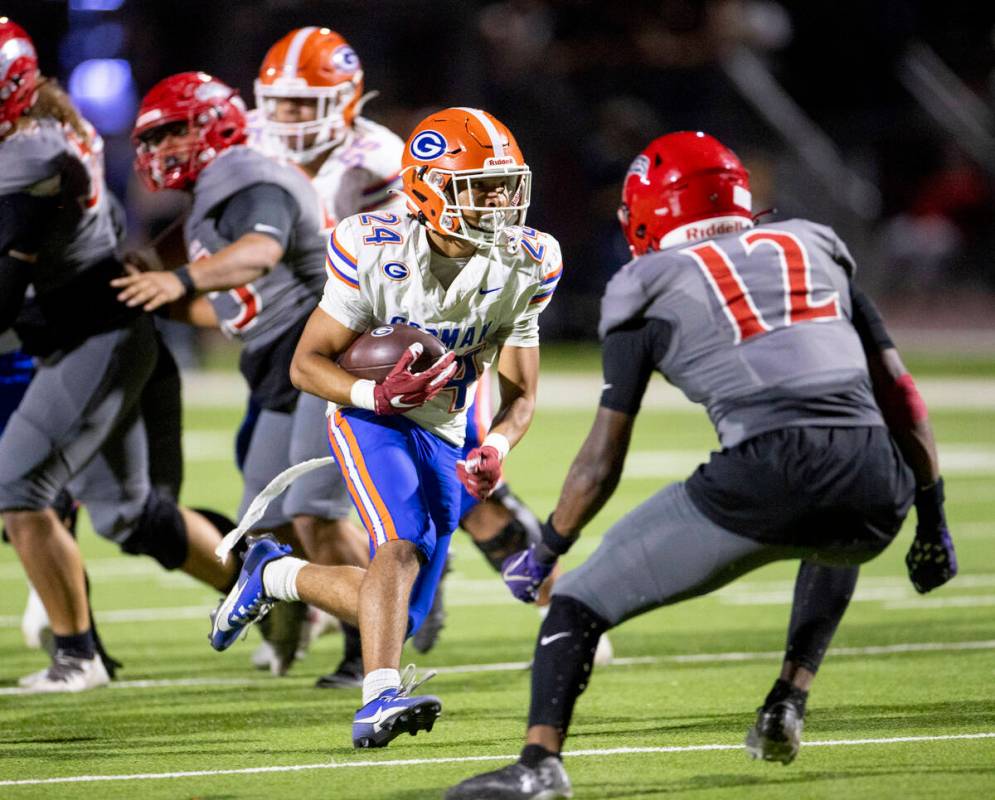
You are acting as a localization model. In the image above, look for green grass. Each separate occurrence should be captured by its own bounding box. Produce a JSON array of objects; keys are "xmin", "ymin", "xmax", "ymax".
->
[{"xmin": 1, "ymin": 370, "xmax": 994, "ymax": 798}]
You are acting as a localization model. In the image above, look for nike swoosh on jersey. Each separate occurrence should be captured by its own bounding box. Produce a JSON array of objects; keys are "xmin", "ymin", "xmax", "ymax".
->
[
  {"xmin": 479, "ymin": 286, "xmax": 503, "ymax": 295},
  {"xmin": 540, "ymin": 632, "xmax": 572, "ymax": 646}
]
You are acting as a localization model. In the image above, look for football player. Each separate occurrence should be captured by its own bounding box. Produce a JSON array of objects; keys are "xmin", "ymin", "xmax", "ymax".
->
[
  {"xmin": 118, "ymin": 71, "xmax": 372, "ymax": 679},
  {"xmin": 0, "ymin": 20, "xmax": 239, "ymax": 693},
  {"xmin": 210, "ymin": 107, "xmax": 564, "ymax": 749},
  {"xmin": 447, "ymin": 131, "xmax": 957, "ymax": 799},
  {"xmin": 254, "ymin": 26, "xmax": 589, "ymax": 661}
]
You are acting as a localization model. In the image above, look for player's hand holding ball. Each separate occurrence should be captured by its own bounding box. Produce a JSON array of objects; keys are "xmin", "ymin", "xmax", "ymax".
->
[
  {"xmin": 337, "ymin": 325, "xmax": 456, "ymax": 416},
  {"xmin": 372, "ymin": 343, "xmax": 456, "ymax": 415}
]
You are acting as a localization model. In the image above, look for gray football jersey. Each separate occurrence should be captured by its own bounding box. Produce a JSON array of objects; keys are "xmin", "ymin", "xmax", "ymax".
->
[
  {"xmin": 184, "ymin": 146, "xmax": 326, "ymax": 349},
  {"xmin": 0, "ymin": 118, "xmax": 120, "ymax": 291},
  {"xmin": 600, "ymin": 219, "xmax": 883, "ymax": 447}
]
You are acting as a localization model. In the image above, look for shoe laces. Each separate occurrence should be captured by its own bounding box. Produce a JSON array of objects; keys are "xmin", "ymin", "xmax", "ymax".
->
[{"xmin": 397, "ymin": 663, "xmax": 437, "ymax": 697}]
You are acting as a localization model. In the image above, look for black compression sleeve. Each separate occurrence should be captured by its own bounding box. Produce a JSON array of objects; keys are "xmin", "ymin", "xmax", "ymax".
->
[
  {"xmin": 0, "ymin": 254, "xmax": 31, "ymax": 331},
  {"xmin": 599, "ymin": 318, "xmax": 672, "ymax": 415},
  {"xmin": 216, "ymin": 183, "xmax": 297, "ymax": 249},
  {"xmin": 850, "ymin": 285, "xmax": 894, "ymax": 353}
]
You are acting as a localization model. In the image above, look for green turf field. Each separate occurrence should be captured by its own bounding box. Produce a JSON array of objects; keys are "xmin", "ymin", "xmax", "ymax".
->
[{"xmin": 2, "ymin": 350, "xmax": 994, "ymax": 799}]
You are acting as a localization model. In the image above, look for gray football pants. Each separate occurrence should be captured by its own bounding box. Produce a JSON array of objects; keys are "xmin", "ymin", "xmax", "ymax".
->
[
  {"xmin": 0, "ymin": 318, "xmax": 157, "ymax": 542},
  {"xmin": 238, "ymin": 390, "xmax": 352, "ymax": 530},
  {"xmin": 553, "ymin": 481, "xmax": 880, "ymax": 627}
]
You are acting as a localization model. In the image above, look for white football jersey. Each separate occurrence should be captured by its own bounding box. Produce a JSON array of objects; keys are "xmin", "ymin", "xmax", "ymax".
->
[
  {"xmin": 320, "ymin": 213, "xmax": 563, "ymax": 445},
  {"xmin": 312, "ymin": 117, "xmax": 405, "ymax": 228}
]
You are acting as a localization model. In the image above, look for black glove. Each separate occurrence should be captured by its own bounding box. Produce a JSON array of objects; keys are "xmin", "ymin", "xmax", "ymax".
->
[{"xmin": 905, "ymin": 477, "xmax": 957, "ymax": 594}]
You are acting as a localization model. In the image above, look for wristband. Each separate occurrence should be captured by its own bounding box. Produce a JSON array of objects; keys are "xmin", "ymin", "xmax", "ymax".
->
[
  {"xmin": 349, "ymin": 378, "xmax": 377, "ymax": 411},
  {"xmin": 914, "ymin": 476, "xmax": 945, "ymax": 527},
  {"xmin": 174, "ymin": 265, "xmax": 197, "ymax": 296},
  {"xmin": 539, "ymin": 515, "xmax": 576, "ymax": 558},
  {"xmin": 481, "ymin": 431, "xmax": 510, "ymax": 461}
]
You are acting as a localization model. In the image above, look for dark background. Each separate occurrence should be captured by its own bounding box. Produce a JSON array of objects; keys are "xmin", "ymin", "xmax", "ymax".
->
[{"xmin": 9, "ymin": 0, "xmax": 995, "ymax": 342}]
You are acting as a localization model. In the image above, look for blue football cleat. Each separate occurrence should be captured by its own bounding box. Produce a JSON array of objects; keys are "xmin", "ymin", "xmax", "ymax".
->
[
  {"xmin": 210, "ymin": 537, "xmax": 291, "ymax": 652},
  {"xmin": 352, "ymin": 665, "xmax": 441, "ymax": 748}
]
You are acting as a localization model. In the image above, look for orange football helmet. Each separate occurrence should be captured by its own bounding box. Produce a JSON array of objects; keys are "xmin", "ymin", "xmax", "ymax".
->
[
  {"xmin": 401, "ymin": 107, "xmax": 531, "ymax": 247},
  {"xmin": 255, "ymin": 26, "xmax": 363, "ymax": 162}
]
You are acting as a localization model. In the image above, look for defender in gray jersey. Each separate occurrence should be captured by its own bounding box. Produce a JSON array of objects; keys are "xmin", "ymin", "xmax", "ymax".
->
[
  {"xmin": 0, "ymin": 23, "xmax": 239, "ymax": 694},
  {"xmin": 448, "ymin": 133, "xmax": 957, "ymax": 800},
  {"xmin": 120, "ymin": 72, "xmax": 365, "ymax": 674}
]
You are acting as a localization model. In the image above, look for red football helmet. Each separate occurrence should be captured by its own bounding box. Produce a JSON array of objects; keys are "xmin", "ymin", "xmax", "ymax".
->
[
  {"xmin": 0, "ymin": 18, "xmax": 39, "ymax": 136},
  {"xmin": 255, "ymin": 27, "xmax": 364, "ymax": 163},
  {"xmin": 618, "ymin": 131, "xmax": 752, "ymax": 256},
  {"xmin": 132, "ymin": 71, "xmax": 247, "ymax": 191},
  {"xmin": 401, "ymin": 107, "xmax": 531, "ymax": 247}
]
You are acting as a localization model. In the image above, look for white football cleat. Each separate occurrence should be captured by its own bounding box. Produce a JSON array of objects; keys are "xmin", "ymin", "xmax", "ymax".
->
[
  {"xmin": 21, "ymin": 584, "xmax": 53, "ymax": 652},
  {"xmin": 20, "ymin": 651, "xmax": 110, "ymax": 694}
]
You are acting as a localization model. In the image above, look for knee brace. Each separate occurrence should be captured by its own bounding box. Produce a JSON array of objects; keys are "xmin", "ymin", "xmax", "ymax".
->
[
  {"xmin": 490, "ymin": 484, "xmax": 542, "ymax": 545},
  {"xmin": 473, "ymin": 518, "xmax": 531, "ymax": 571},
  {"xmin": 119, "ymin": 487, "xmax": 188, "ymax": 570}
]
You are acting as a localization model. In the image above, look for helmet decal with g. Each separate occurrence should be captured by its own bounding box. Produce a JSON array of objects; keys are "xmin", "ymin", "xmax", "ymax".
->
[
  {"xmin": 132, "ymin": 71, "xmax": 247, "ymax": 191},
  {"xmin": 619, "ymin": 131, "xmax": 752, "ymax": 257},
  {"xmin": 409, "ymin": 130, "xmax": 447, "ymax": 161},
  {"xmin": 0, "ymin": 18, "xmax": 39, "ymax": 136},
  {"xmin": 255, "ymin": 27, "xmax": 364, "ymax": 164},
  {"xmin": 401, "ymin": 107, "xmax": 531, "ymax": 249}
]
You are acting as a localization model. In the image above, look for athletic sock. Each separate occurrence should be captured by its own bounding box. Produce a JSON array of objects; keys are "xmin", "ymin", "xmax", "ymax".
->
[
  {"xmin": 363, "ymin": 668, "xmax": 400, "ymax": 705},
  {"xmin": 785, "ymin": 561, "xmax": 859, "ymax": 673},
  {"xmin": 261, "ymin": 557, "xmax": 306, "ymax": 601},
  {"xmin": 520, "ymin": 743, "xmax": 559, "ymax": 768},
  {"xmin": 54, "ymin": 629, "xmax": 96, "ymax": 660},
  {"xmin": 763, "ymin": 678, "xmax": 809, "ymax": 716}
]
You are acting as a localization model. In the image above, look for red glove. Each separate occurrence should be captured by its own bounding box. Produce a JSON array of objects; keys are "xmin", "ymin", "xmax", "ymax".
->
[
  {"xmin": 373, "ymin": 344, "xmax": 457, "ymax": 416},
  {"xmin": 456, "ymin": 445, "xmax": 503, "ymax": 500}
]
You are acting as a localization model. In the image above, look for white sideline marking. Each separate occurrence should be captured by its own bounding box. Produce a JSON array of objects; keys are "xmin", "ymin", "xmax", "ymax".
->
[
  {"xmin": 4, "ymin": 639, "xmax": 994, "ymax": 697},
  {"xmin": 1, "ymin": 732, "xmax": 993, "ymax": 787}
]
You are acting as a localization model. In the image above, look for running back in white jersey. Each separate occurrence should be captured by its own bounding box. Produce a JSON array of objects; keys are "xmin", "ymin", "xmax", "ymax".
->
[{"xmin": 320, "ymin": 213, "xmax": 563, "ymax": 445}]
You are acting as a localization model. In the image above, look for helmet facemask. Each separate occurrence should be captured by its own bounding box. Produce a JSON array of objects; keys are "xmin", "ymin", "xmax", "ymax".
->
[
  {"xmin": 254, "ymin": 78, "xmax": 358, "ymax": 163},
  {"xmin": 421, "ymin": 164, "xmax": 531, "ymax": 247},
  {"xmin": 134, "ymin": 119, "xmax": 205, "ymax": 191}
]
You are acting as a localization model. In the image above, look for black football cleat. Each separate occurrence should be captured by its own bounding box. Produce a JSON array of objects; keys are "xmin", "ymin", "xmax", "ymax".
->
[
  {"xmin": 445, "ymin": 757, "xmax": 573, "ymax": 800},
  {"xmin": 745, "ymin": 698, "xmax": 804, "ymax": 765},
  {"xmin": 315, "ymin": 654, "xmax": 364, "ymax": 689}
]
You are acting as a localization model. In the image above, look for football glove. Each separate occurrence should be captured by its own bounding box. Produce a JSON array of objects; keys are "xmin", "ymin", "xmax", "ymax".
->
[
  {"xmin": 373, "ymin": 344, "xmax": 456, "ymax": 416},
  {"xmin": 456, "ymin": 445, "xmax": 503, "ymax": 501},
  {"xmin": 501, "ymin": 545, "xmax": 555, "ymax": 603},
  {"xmin": 905, "ymin": 477, "xmax": 957, "ymax": 594}
]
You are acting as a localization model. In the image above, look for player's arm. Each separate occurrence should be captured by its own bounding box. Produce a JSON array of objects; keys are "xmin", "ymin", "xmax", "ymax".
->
[
  {"xmin": 289, "ymin": 307, "xmax": 365, "ymax": 405},
  {"xmin": 0, "ymin": 192, "xmax": 54, "ymax": 329},
  {"xmin": 457, "ymin": 345, "xmax": 540, "ymax": 501},
  {"xmin": 501, "ymin": 318, "xmax": 668, "ymax": 602},
  {"xmin": 112, "ymin": 184, "xmax": 294, "ymax": 312},
  {"xmin": 851, "ymin": 286, "xmax": 955, "ymax": 592},
  {"xmin": 290, "ymin": 294, "xmax": 456, "ymax": 414}
]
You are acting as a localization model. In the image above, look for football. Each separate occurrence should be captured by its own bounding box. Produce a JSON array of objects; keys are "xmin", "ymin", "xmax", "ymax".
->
[{"xmin": 337, "ymin": 324, "xmax": 449, "ymax": 384}]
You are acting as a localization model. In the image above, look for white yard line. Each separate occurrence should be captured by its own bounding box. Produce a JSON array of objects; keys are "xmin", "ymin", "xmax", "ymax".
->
[
  {"xmin": 3, "ymin": 639, "xmax": 994, "ymax": 697},
  {"xmin": 1, "ymin": 732, "xmax": 993, "ymax": 787}
]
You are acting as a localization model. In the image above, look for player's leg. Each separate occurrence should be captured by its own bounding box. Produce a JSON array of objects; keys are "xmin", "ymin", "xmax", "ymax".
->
[
  {"xmin": 745, "ymin": 561, "xmax": 858, "ymax": 764},
  {"xmin": 0, "ymin": 322, "xmax": 158, "ymax": 692},
  {"xmin": 446, "ymin": 482, "xmax": 788, "ymax": 799},
  {"xmin": 744, "ymin": 426, "xmax": 914, "ymax": 764},
  {"xmin": 286, "ymin": 390, "xmax": 368, "ymax": 686}
]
